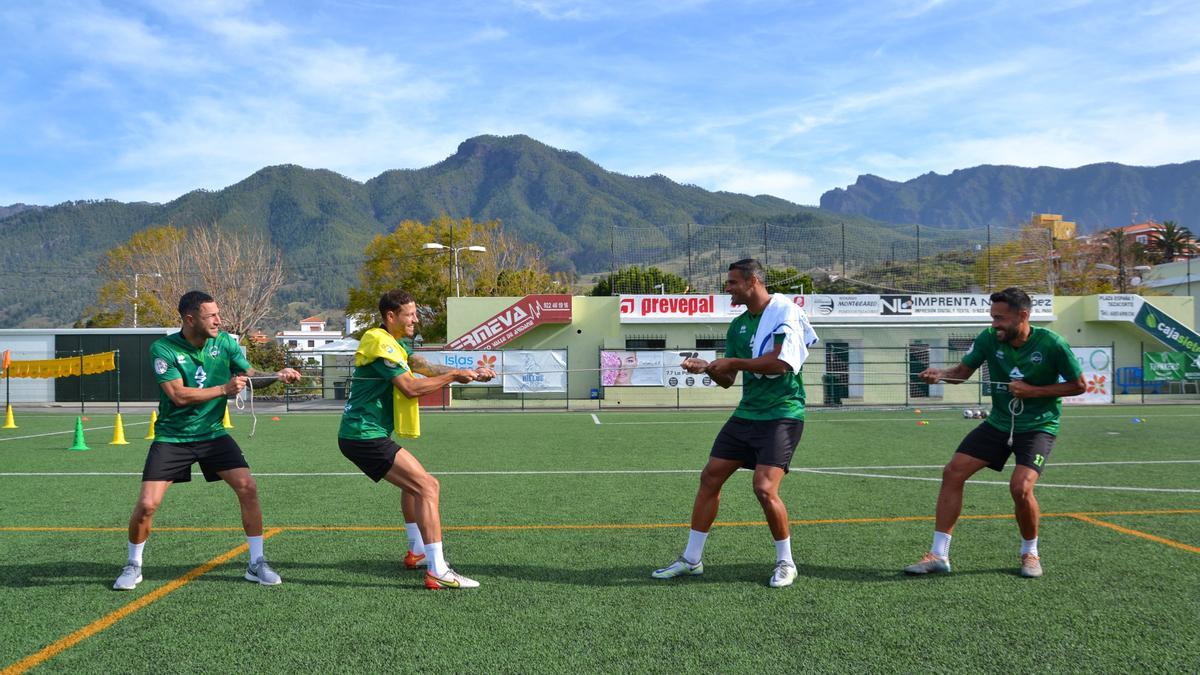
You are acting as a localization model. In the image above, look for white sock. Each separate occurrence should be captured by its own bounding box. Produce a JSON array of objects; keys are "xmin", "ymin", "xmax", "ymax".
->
[
  {"xmin": 128, "ymin": 540, "xmax": 145, "ymax": 566},
  {"xmin": 931, "ymin": 531, "xmax": 952, "ymax": 559},
  {"xmin": 424, "ymin": 541, "xmax": 448, "ymax": 576},
  {"xmin": 247, "ymin": 535, "xmax": 264, "ymax": 562},
  {"xmin": 683, "ymin": 529, "xmax": 708, "ymax": 565},
  {"xmin": 1021, "ymin": 537, "xmax": 1039, "ymax": 557},
  {"xmin": 774, "ymin": 537, "xmax": 793, "ymax": 564},
  {"xmin": 405, "ymin": 522, "xmax": 425, "ymax": 555}
]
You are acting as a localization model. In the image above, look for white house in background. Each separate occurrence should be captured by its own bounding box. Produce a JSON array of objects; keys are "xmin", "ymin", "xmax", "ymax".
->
[{"xmin": 276, "ymin": 316, "xmax": 343, "ymax": 352}]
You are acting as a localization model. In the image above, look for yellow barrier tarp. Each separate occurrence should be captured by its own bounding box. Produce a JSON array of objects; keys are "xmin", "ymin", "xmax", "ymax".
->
[{"xmin": 2, "ymin": 351, "xmax": 116, "ymax": 379}]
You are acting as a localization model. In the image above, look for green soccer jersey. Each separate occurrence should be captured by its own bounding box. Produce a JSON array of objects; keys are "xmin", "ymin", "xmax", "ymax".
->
[
  {"xmin": 726, "ymin": 310, "xmax": 805, "ymax": 421},
  {"xmin": 337, "ymin": 344, "xmax": 410, "ymax": 440},
  {"xmin": 961, "ymin": 326, "xmax": 1083, "ymax": 435},
  {"xmin": 150, "ymin": 331, "xmax": 252, "ymax": 443}
]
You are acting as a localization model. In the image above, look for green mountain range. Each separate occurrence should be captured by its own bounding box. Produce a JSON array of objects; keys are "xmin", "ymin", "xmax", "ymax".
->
[
  {"xmin": 8, "ymin": 136, "xmax": 1197, "ymax": 329},
  {"xmin": 819, "ymin": 161, "xmax": 1200, "ymax": 230},
  {"xmin": 0, "ymin": 135, "xmax": 861, "ymax": 328}
]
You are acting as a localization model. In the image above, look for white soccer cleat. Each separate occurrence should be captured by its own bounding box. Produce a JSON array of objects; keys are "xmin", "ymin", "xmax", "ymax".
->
[
  {"xmin": 245, "ymin": 557, "xmax": 282, "ymax": 586},
  {"xmin": 651, "ymin": 557, "xmax": 704, "ymax": 579},
  {"xmin": 113, "ymin": 562, "xmax": 142, "ymax": 590},
  {"xmin": 769, "ymin": 560, "xmax": 797, "ymax": 588},
  {"xmin": 903, "ymin": 553, "xmax": 952, "ymax": 575},
  {"xmin": 424, "ymin": 567, "xmax": 480, "ymax": 589}
]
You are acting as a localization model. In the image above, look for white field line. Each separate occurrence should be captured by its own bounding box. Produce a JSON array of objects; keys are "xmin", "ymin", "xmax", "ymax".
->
[
  {"xmin": 0, "ymin": 421, "xmax": 151, "ymax": 442},
  {"xmin": 591, "ymin": 414, "xmax": 601, "ymax": 425},
  {"xmin": 595, "ymin": 413, "xmax": 1200, "ymax": 425},
  {"xmin": 2, "ymin": 459, "xmax": 1198, "ymax": 478},
  {"xmin": 799, "ymin": 469, "xmax": 1200, "ymax": 494}
]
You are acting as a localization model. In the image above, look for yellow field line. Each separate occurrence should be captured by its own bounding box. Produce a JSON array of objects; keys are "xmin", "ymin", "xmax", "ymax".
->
[
  {"xmin": 1067, "ymin": 514, "xmax": 1200, "ymax": 554},
  {"xmin": 1, "ymin": 509, "xmax": 1196, "ymax": 534},
  {"xmin": 1, "ymin": 528, "xmax": 282, "ymax": 675}
]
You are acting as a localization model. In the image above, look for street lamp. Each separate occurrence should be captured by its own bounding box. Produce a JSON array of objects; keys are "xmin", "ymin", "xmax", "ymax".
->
[
  {"xmin": 653, "ymin": 283, "xmax": 665, "ymax": 294},
  {"xmin": 790, "ymin": 283, "xmax": 806, "ymax": 295},
  {"xmin": 1095, "ymin": 264, "xmax": 1153, "ymax": 293},
  {"xmin": 423, "ymin": 242, "xmax": 487, "ymax": 297},
  {"xmin": 133, "ymin": 272, "xmax": 162, "ymax": 328}
]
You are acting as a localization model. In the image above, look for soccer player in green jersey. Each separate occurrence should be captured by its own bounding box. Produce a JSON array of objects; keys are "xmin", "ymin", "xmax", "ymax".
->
[
  {"xmin": 904, "ymin": 287, "xmax": 1085, "ymax": 578},
  {"xmin": 114, "ymin": 291, "xmax": 301, "ymax": 591},
  {"xmin": 652, "ymin": 259, "xmax": 810, "ymax": 588},
  {"xmin": 337, "ymin": 289, "xmax": 495, "ymax": 589}
]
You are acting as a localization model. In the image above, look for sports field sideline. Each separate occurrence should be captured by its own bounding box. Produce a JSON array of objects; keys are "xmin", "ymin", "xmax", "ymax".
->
[{"xmin": 1, "ymin": 405, "xmax": 1197, "ymax": 673}]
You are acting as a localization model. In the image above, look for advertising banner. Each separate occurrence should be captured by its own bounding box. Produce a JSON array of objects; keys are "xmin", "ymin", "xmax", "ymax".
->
[
  {"xmin": 1134, "ymin": 301, "xmax": 1200, "ymax": 356},
  {"xmin": 618, "ymin": 293, "xmax": 1053, "ymax": 323},
  {"xmin": 1143, "ymin": 352, "xmax": 1200, "ymax": 381},
  {"xmin": 1064, "ymin": 346, "xmax": 1113, "ymax": 405},
  {"xmin": 600, "ymin": 350, "xmax": 665, "ymax": 386},
  {"xmin": 446, "ymin": 294, "xmax": 572, "ymax": 349},
  {"xmin": 501, "ymin": 350, "xmax": 568, "ymax": 393},
  {"xmin": 431, "ymin": 350, "xmax": 502, "ymax": 387},
  {"xmin": 663, "ymin": 350, "xmax": 718, "ymax": 388}
]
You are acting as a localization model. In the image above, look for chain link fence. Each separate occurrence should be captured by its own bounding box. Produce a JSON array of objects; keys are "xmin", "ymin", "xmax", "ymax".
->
[{"xmin": 604, "ymin": 223, "xmax": 1054, "ymax": 295}]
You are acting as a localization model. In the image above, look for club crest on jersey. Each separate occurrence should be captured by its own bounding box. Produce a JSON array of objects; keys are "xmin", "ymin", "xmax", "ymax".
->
[
  {"xmin": 153, "ymin": 358, "xmax": 169, "ymax": 375},
  {"xmin": 209, "ymin": 347, "xmax": 219, "ymax": 358},
  {"xmin": 1031, "ymin": 352, "xmax": 1043, "ymax": 364}
]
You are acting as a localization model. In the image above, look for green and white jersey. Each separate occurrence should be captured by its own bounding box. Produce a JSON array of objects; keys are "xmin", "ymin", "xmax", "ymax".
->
[
  {"xmin": 150, "ymin": 331, "xmax": 252, "ymax": 443},
  {"xmin": 962, "ymin": 326, "xmax": 1083, "ymax": 435},
  {"xmin": 337, "ymin": 343, "xmax": 410, "ymax": 440},
  {"xmin": 726, "ymin": 311, "xmax": 805, "ymax": 421}
]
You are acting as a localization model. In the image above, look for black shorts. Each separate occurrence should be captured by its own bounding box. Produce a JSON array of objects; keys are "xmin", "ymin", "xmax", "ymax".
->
[
  {"xmin": 956, "ymin": 422, "xmax": 1056, "ymax": 474},
  {"xmin": 710, "ymin": 417, "xmax": 804, "ymax": 473},
  {"xmin": 338, "ymin": 437, "xmax": 402, "ymax": 482},
  {"xmin": 141, "ymin": 435, "xmax": 249, "ymax": 483}
]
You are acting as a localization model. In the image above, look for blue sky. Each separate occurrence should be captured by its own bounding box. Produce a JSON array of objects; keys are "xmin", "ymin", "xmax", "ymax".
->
[{"xmin": 2, "ymin": 0, "xmax": 1199, "ymax": 207}]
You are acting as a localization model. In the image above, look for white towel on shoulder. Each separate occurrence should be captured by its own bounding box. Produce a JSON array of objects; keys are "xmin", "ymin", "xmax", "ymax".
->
[{"xmin": 750, "ymin": 294, "xmax": 819, "ymax": 378}]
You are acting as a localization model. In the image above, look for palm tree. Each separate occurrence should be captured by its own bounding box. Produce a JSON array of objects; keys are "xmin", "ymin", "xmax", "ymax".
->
[{"xmin": 1147, "ymin": 220, "xmax": 1197, "ymax": 263}]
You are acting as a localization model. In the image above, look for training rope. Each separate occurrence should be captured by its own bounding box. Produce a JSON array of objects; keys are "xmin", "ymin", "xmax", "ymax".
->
[
  {"xmin": 235, "ymin": 377, "xmax": 257, "ymax": 438},
  {"xmin": 1007, "ymin": 396, "xmax": 1025, "ymax": 447}
]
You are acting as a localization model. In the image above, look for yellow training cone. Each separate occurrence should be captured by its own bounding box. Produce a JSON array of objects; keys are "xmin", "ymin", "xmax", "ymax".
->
[
  {"xmin": 144, "ymin": 409, "xmax": 157, "ymax": 440},
  {"xmin": 2, "ymin": 404, "xmax": 16, "ymax": 429},
  {"xmin": 222, "ymin": 406, "xmax": 234, "ymax": 429},
  {"xmin": 110, "ymin": 413, "xmax": 130, "ymax": 445}
]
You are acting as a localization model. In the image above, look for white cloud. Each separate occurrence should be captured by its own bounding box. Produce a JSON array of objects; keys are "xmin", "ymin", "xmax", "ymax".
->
[
  {"xmin": 512, "ymin": 0, "xmax": 709, "ymax": 20},
  {"xmin": 649, "ymin": 161, "xmax": 816, "ymax": 204}
]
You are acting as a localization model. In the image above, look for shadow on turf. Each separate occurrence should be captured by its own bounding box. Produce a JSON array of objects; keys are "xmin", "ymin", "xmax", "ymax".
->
[
  {"xmin": 0, "ymin": 560, "xmax": 1029, "ymax": 591},
  {"xmin": 274, "ymin": 560, "xmax": 926, "ymax": 586},
  {"xmin": 0, "ymin": 561, "xmax": 202, "ymax": 588}
]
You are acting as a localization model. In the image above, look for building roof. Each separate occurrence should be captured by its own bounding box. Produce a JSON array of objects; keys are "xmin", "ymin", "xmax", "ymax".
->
[{"xmin": 300, "ymin": 315, "xmax": 324, "ymax": 323}]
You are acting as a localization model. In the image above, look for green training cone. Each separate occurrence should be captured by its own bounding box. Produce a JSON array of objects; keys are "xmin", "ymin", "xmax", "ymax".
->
[{"xmin": 68, "ymin": 416, "xmax": 90, "ymax": 451}]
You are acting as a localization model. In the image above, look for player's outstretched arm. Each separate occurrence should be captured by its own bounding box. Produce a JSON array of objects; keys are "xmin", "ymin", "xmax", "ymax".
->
[
  {"xmin": 391, "ymin": 369, "xmax": 476, "ymax": 399},
  {"xmin": 408, "ymin": 354, "xmax": 456, "ymax": 377},
  {"xmin": 160, "ymin": 376, "xmax": 246, "ymax": 406},
  {"xmin": 919, "ymin": 363, "xmax": 976, "ymax": 385},
  {"xmin": 242, "ymin": 367, "xmax": 302, "ymax": 386}
]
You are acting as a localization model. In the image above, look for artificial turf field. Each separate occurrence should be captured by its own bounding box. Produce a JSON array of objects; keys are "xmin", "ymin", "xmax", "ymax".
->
[{"xmin": 1, "ymin": 405, "xmax": 1198, "ymax": 673}]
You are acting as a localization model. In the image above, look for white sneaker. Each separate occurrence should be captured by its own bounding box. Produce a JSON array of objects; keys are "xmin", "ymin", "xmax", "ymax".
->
[
  {"xmin": 424, "ymin": 567, "xmax": 480, "ymax": 589},
  {"xmin": 113, "ymin": 562, "xmax": 142, "ymax": 590},
  {"xmin": 769, "ymin": 560, "xmax": 797, "ymax": 588},
  {"xmin": 245, "ymin": 557, "xmax": 282, "ymax": 585},
  {"xmin": 651, "ymin": 557, "xmax": 704, "ymax": 579}
]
